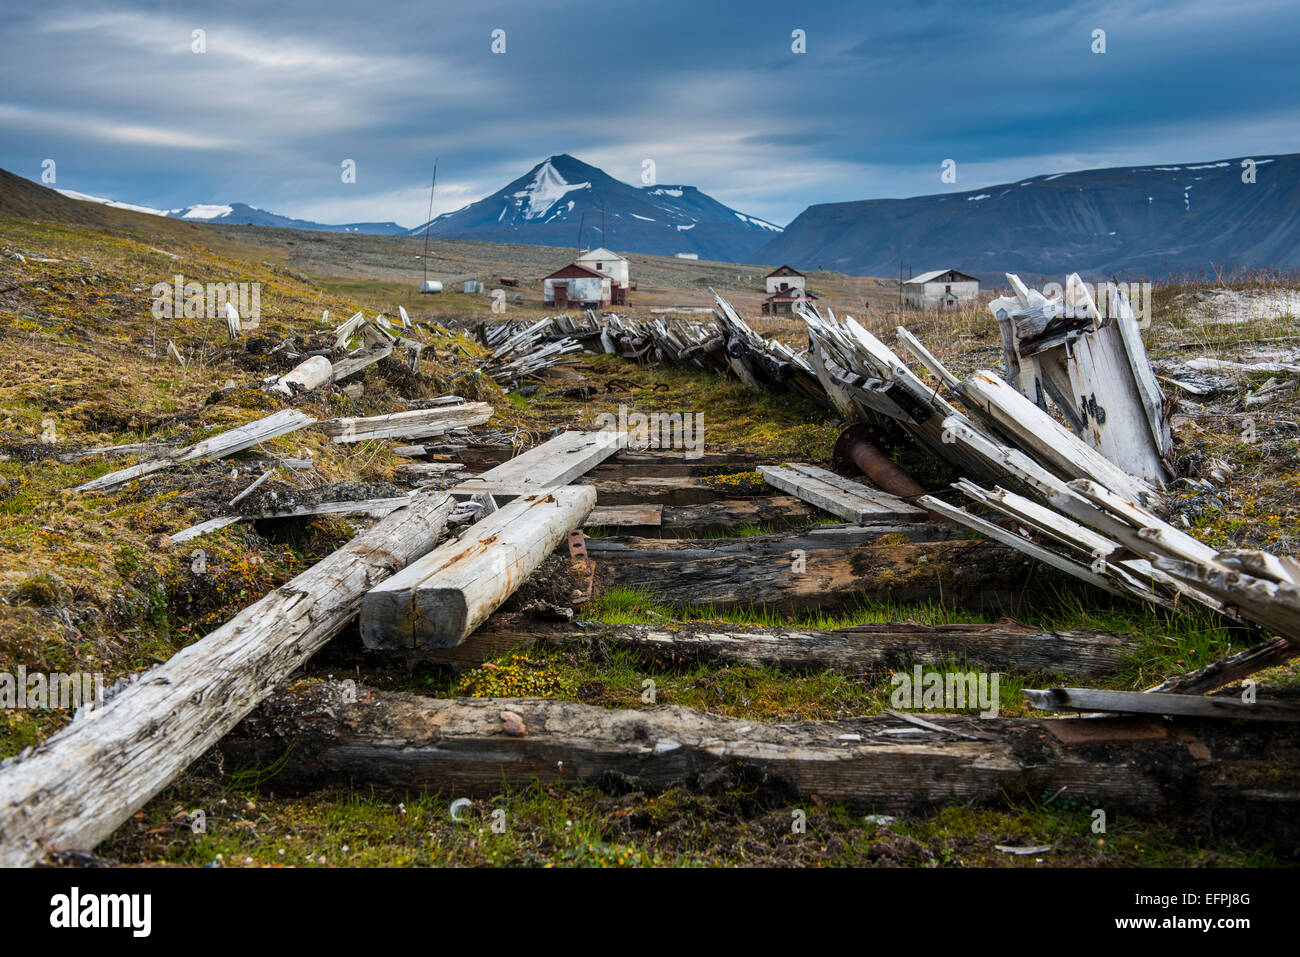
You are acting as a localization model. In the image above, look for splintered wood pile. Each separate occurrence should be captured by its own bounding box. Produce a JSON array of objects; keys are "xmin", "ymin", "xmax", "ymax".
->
[{"xmin": 470, "ymin": 297, "xmax": 830, "ymax": 408}]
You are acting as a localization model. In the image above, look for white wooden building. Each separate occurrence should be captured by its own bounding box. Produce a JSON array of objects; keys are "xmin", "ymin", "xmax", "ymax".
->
[
  {"xmin": 576, "ymin": 247, "xmax": 629, "ymax": 288},
  {"xmin": 765, "ymin": 265, "xmax": 806, "ymax": 295},
  {"xmin": 903, "ymin": 269, "xmax": 980, "ymax": 310}
]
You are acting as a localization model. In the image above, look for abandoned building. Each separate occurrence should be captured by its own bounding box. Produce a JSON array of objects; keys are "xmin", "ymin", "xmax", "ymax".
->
[
  {"xmin": 762, "ymin": 287, "xmax": 819, "ymax": 315},
  {"xmin": 903, "ymin": 269, "xmax": 980, "ymax": 310},
  {"xmin": 543, "ymin": 262, "xmax": 619, "ymax": 308},
  {"xmin": 576, "ymin": 247, "xmax": 629, "ymax": 288},
  {"xmin": 761, "ymin": 264, "xmax": 816, "ymax": 314},
  {"xmin": 765, "ymin": 264, "xmax": 807, "ymax": 295}
]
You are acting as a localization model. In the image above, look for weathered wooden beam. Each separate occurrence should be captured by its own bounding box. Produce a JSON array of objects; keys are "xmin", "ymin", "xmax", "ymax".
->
[
  {"xmin": 962, "ymin": 370, "xmax": 1163, "ymax": 508},
  {"xmin": 167, "ymin": 495, "xmax": 418, "ymax": 543},
  {"xmin": 75, "ymin": 409, "xmax": 317, "ymax": 493},
  {"xmin": 223, "ymin": 683, "xmax": 1300, "ymax": 842},
  {"xmin": 320, "ymin": 403, "xmax": 492, "ymax": 444},
  {"xmin": 269, "ymin": 355, "xmax": 332, "ymax": 397},
  {"xmin": 330, "ymin": 344, "xmax": 393, "ymax": 382},
  {"xmin": 362, "ymin": 487, "xmax": 598, "ymax": 650},
  {"xmin": 588, "ymin": 531, "xmax": 1074, "ymax": 614},
  {"xmin": 384, "ymin": 615, "xmax": 1136, "ymax": 676},
  {"xmin": 759, "ymin": 463, "xmax": 926, "ymax": 522},
  {"xmin": 0, "ymin": 491, "xmax": 457, "ymax": 867},
  {"xmin": 1025, "ymin": 687, "xmax": 1300, "ymax": 721},
  {"xmin": 450, "ymin": 430, "xmax": 624, "ymax": 498},
  {"xmin": 587, "ymin": 504, "xmax": 664, "ymax": 527},
  {"xmin": 659, "ymin": 496, "xmax": 821, "ymax": 533},
  {"xmin": 1148, "ymin": 637, "xmax": 1300, "ymax": 695}
]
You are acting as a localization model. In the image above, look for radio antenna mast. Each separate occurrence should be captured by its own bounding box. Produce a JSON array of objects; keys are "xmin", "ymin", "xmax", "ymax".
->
[{"xmin": 421, "ymin": 160, "xmax": 438, "ymax": 285}]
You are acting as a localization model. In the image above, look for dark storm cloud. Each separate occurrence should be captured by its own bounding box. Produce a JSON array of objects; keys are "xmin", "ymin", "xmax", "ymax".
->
[{"xmin": 1, "ymin": 0, "xmax": 1296, "ymax": 226}]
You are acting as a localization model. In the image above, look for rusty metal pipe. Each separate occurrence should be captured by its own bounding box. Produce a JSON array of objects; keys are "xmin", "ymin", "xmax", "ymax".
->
[{"xmin": 831, "ymin": 424, "xmax": 940, "ymax": 521}]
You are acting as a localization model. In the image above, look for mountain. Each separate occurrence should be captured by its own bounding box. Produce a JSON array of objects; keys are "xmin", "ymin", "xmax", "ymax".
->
[
  {"xmin": 758, "ymin": 154, "xmax": 1300, "ymax": 279},
  {"xmin": 56, "ymin": 190, "xmax": 408, "ymax": 235},
  {"xmin": 411, "ymin": 154, "xmax": 782, "ymax": 262}
]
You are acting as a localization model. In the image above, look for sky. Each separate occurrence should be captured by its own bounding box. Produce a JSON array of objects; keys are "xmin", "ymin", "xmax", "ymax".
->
[{"xmin": 2, "ymin": 0, "xmax": 1298, "ymax": 228}]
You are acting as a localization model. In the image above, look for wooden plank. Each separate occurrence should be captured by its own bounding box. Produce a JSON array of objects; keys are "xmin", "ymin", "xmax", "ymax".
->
[
  {"xmin": 167, "ymin": 496, "xmax": 418, "ymax": 543},
  {"xmin": 390, "ymin": 615, "xmax": 1135, "ymax": 677},
  {"xmin": 450, "ymin": 430, "xmax": 624, "ymax": 497},
  {"xmin": 1024, "ymin": 687, "xmax": 1300, "ymax": 722},
  {"xmin": 659, "ymin": 496, "xmax": 821, "ymax": 533},
  {"xmin": 917, "ymin": 494, "xmax": 1137, "ymax": 602},
  {"xmin": 590, "ymin": 533, "xmax": 1073, "ymax": 615},
  {"xmin": 168, "ymin": 516, "xmax": 241, "ymax": 543},
  {"xmin": 961, "ymin": 370, "xmax": 1162, "ymax": 508},
  {"xmin": 362, "ymin": 486, "xmax": 598, "ymax": 650},
  {"xmin": 759, "ymin": 463, "xmax": 925, "ymax": 522},
  {"xmin": 76, "ymin": 409, "xmax": 317, "ymax": 492},
  {"xmin": 0, "ymin": 491, "xmax": 457, "ymax": 867},
  {"xmin": 586, "ymin": 504, "xmax": 663, "ymax": 527},
  {"xmin": 895, "ymin": 326, "xmax": 961, "ymax": 391},
  {"xmin": 330, "ymin": 344, "xmax": 392, "ymax": 382},
  {"xmin": 224, "ymin": 684, "xmax": 1300, "ymax": 842},
  {"xmin": 320, "ymin": 403, "xmax": 492, "ymax": 443}
]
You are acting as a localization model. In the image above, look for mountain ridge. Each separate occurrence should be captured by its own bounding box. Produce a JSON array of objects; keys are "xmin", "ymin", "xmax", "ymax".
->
[{"xmin": 757, "ymin": 154, "xmax": 1300, "ymax": 278}]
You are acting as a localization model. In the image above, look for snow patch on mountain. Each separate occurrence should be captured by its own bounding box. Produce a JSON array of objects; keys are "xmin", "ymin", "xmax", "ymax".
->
[
  {"xmin": 512, "ymin": 159, "xmax": 590, "ymax": 220},
  {"xmin": 180, "ymin": 204, "xmax": 234, "ymax": 220},
  {"xmin": 56, "ymin": 189, "xmax": 169, "ymax": 217}
]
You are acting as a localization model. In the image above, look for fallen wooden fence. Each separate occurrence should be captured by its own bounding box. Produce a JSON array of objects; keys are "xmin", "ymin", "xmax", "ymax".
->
[{"xmin": 0, "ymin": 491, "xmax": 457, "ymax": 867}]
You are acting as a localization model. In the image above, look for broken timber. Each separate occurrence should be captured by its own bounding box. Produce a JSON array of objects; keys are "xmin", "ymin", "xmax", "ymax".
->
[
  {"xmin": 758, "ymin": 463, "xmax": 927, "ymax": 522},
  {"xmin": 320, "ymin": 402, "xmax": 492, "ymax": 444},
  {"xmin": 391, "ymin": 615, "xmax": 1136, "ymax": 677},
  {"xmin": 0, "ymin": 491, "xmax": 457, "ymax": 867},
  {"xmin": 362, "ymin": 486, "xmax": 598, "ymax": 650},
  {"xmin": 224, "ymin": 683, "xmax": 1300, "ymax": 846},
  {"xmin": 450, "ymin": 429, "xmax": 624, "ymax": 498},
  {"xmin": 75, "ymin": 409, "xmax": 317, "ymax": 493},
  {"xmin": 988, "ymin": 273, "xmax": 1171, "ymax": 486},
  {"xmin": 1025, "ymin": 687, "xmax": 1300, "ymax": 722}
]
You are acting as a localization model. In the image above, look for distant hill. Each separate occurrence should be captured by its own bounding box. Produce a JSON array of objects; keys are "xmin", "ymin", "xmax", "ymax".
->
[
  {"xmin": 758, "ymin": 154, "xmax": 1300, "ymax": 279},
  {"xmin": 56, "ymin": 190, "xmax": 408, "ymax": 235},
  {"xmin": 411, "ymin": 154, "xmax": 782, "ymax": 262}
]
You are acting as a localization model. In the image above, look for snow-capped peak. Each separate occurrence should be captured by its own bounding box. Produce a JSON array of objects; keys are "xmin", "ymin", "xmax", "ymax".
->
[
  {"xmin": 179, "ymin": 204, "xmax": 234, "ymax": 220},
  {"xmin": 511, "ymin": 159, "xmax": 591, "ymax": 221}
]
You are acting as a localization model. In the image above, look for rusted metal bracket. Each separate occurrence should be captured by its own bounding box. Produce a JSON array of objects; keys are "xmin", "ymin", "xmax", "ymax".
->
[{"xmin": 567, "ymin": 529, "xmax": 596, "ymax": 605}]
